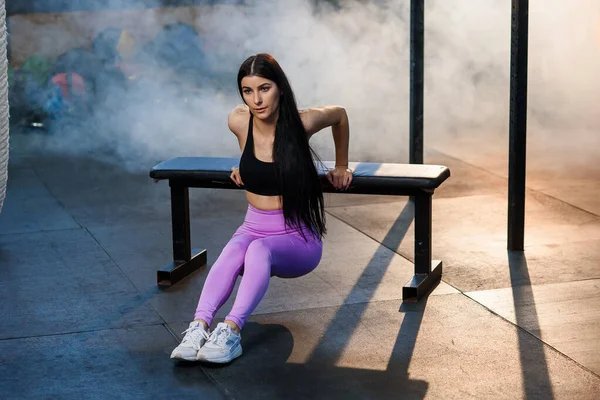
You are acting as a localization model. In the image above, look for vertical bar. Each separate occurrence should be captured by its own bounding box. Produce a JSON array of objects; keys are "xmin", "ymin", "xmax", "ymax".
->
[
  {"xmin": 170, "ymin": 184, "xmax": 191, "ymax": 263},
  {"xmin": 508, "ymin": 0, "xmax": 529, "ymax": 251},
  {"xmin": 414, "ymin": 192, "xmax": 432, "ymax": 274},
  {"xmin": 410, "ymin": 0, "xmax": 424, "ymax": 165}
]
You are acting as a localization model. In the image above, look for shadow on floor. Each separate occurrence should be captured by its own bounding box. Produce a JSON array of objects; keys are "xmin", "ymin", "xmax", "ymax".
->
[
  {"xmin": 178, "ymin": 322, "xmax": 430, "ymax": 400},
  {"xmin": 307, "ymin": 202, "xmax": 417, "ymax": 357},
  {"xmin": 183, "ymin": 202, "xmax": 432, "ymax": 399},
  {"xmin": 509, "ymin": 251, "xmax": 555, "ymax": 399}
]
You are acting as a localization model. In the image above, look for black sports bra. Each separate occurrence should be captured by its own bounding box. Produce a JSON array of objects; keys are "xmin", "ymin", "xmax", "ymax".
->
[{"xmin": 239, "ymin": 116, "xmax": 281, "ymax": 196}]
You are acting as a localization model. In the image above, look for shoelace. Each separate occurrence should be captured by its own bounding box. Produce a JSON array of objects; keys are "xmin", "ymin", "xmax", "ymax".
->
[
  {"xmin": 208, "ymin": 327, "xmax": 233, "ymax": 348},
  {"xmin": 181, "ymin": 325, "xmax": 209, "ymax": 348}
]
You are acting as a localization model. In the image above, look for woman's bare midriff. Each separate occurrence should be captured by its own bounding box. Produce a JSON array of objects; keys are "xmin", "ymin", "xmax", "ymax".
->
[{"xmin": 246, "ymin": 192, "xmax": 283, "ymax": 211}]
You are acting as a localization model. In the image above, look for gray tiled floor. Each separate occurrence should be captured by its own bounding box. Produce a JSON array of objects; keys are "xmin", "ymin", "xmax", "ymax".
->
[
  {"xmin": 0, "ymin": 228, "xmax": 163, "ymax": 339},
  {"xmin": 2, "ymin": 131, "xmax": 599, "ymax": 399},
  {"xmin": 0, "ymin": 325, "xmax": 224, "ymax": 400}
]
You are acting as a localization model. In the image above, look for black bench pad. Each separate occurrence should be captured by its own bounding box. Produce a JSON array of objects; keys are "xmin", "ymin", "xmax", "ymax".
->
[{"xmin": 150, "ymin": 157, "xmax": 450, "ymax": 195}]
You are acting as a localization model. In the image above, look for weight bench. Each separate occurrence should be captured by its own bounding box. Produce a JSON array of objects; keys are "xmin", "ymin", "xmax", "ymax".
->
[{"xmin": 149, "ymin": 157, "xmax": 450, "ymax": 302}]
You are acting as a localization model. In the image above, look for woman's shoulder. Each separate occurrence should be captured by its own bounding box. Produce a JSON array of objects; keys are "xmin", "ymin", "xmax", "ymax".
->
[
  {"xmin": 299, "ymin": 105, "xmax": 345, "ymax": 137},
  {"xmin": 228, "ymin": 104, "xmax": 250, "ymax": 137}
]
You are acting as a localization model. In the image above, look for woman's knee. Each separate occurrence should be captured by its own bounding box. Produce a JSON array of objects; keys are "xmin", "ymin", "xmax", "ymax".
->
[
  {"xmin": 221, "ymin": 235, "xmax": 253, "ymax": 258},
  {"xmin": 243, "ymin": 240, "xmax": 272, "ymax": 273},
  {"xmin": 246, "ymin": 239, "xmax": 272, "ymax": 259},
  {"xmin": 210, "ymin": 236, "xmax": 253, "ymax": 275}
]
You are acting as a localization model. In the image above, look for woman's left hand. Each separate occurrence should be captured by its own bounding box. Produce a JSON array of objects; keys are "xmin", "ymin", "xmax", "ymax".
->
[{"xmin": 327, "ymin": 166, "xmax": 353, "ymax": 190}]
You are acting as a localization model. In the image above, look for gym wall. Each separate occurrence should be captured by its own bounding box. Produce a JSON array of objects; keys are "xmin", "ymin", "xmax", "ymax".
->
[{"xmin": 7, "ymin": 2, "xmax": 240, "ymax": 66}]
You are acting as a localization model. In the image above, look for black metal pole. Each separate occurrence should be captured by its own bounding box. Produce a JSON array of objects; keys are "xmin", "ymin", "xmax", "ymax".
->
[
  {"xmin": 409, "ymin": 0, "xmax": 424, "ymax": 164},
  {"xmin": 508, "ymin": 0, "xmax": 529, "ymax": 251}
]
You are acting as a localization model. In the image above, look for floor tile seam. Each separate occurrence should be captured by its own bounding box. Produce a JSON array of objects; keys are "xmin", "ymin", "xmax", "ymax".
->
[
  {"xmin": 313, "ymin": 274, "xmax": 345, "ymax": 294},
  {"xmin": 83, "ymin": 226, "xmax": 136, "ymax": 279},
  {"xmin": 0, "ymin": 321, "xmax": 169, "ymax": 342},
  {"xmin": 164, "ymin": 299, "xmax": 399, "ymax": 327},
  {"xmin": 221, "ymin": 292, "xmax": 459, "ymax": 321},
  {"xmin": 430, "ymin": 147, "xmax": 600, "ymax": 219},
  {"xmin": 462, "ymin": 292, "xmax": 600, "ymax": 380},
  {"xmin": 464, "ymin": 276, "xmax": 600, "ymax": 297},
  {"xmin": 30, "ymin": 167, "xmax": 86, "ymax": 230},
  {"xmin": 197, "ymin": 370, "xmax": 233, "ymax": 400},
  {"xmin": 523, "ymin": 238, "xmax": 600, "ymax": 250},
  {"xmin": 324, "ymin": 210, "xmax": 414, "ymax": 266},
  {"xmin": 81, "ymin": 224, "xmax": 169, "ymax": 328},
  {"xmin": 322, "ymin": 209, "xmax": 464, "ymax": 295},
  {"xmin": 333, "ymin": 292, "xmax": 464, "ymax": 343},
  {"xmin": 5, "ymin": 165, "xmax": 34, "ymax": 172},
  {"xmin": 0, "ymin": 226, "xmax": 84, "ymax": 237}
]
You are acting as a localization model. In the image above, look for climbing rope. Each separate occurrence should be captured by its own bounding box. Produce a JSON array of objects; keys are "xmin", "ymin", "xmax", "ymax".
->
[{"xmin": 0, "ymin": 1, "xmax": 10, "ymax": 214}]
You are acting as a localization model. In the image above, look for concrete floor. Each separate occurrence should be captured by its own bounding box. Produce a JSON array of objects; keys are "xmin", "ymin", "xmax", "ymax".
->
[{"xmin": 1, "ymin": 131, "xmax": 599, "ymax": 399}]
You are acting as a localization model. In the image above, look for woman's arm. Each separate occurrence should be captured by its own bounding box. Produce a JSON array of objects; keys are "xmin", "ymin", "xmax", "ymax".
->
[{"xmin": 300, "ymin": 106, "xmax": 352, "ymax": 189}]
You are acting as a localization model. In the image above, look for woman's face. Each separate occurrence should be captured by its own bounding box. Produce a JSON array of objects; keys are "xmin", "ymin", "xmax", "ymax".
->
[{"xmin": 240, "ymin": 75, "xmax": 281, "ymax": 120}]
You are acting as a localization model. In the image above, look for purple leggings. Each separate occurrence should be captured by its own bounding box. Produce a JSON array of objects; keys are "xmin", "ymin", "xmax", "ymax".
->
[{"xmin": 194, "ymin": 205, "xmax": 323, "ymax": 330}]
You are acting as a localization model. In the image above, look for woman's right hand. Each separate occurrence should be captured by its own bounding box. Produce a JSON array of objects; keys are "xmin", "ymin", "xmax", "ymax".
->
[{"xmin": 230, "ymin": 167, "xmax": 244, "ymax": 187}]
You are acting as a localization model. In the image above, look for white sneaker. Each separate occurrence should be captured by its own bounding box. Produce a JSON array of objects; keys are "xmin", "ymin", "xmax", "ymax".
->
[
  {"xmin": 170, "ymin": 321, "xmax": 210, "ymax": 361},
  {"xmin": 196, "ymin": 322, "xmax": 243, "ymax": 363}
]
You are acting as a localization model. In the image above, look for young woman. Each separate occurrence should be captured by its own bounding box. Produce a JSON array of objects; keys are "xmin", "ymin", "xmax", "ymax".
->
[{"xmin": 170, "ymin": 53, "xmax": 353, "ymax": 364}]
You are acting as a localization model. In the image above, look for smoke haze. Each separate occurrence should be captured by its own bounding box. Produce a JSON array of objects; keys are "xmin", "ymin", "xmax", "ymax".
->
[{"xmin": 10, "ymin": 0, "xmax": 600, "ymax": 171}]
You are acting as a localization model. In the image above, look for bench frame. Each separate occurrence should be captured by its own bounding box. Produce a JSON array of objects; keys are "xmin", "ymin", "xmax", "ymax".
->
[{"xmin": 158, "ymin": 177, "xmax": 442, "ymax": 303}]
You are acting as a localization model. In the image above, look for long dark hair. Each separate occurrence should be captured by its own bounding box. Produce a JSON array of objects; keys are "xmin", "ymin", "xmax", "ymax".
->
[{"xmin": 237, "ymin": 53, "xmax": 326, "ymax": 240}]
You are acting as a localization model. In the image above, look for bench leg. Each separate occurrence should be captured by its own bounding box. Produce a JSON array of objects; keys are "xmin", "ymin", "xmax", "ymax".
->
[
  {"xmin": 403, "ymin": 192, "xmax": 442, "ymax": 302},
  {"xmin": 157, "ymin": 184, "xmax": 207, "ymax": 287}
]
